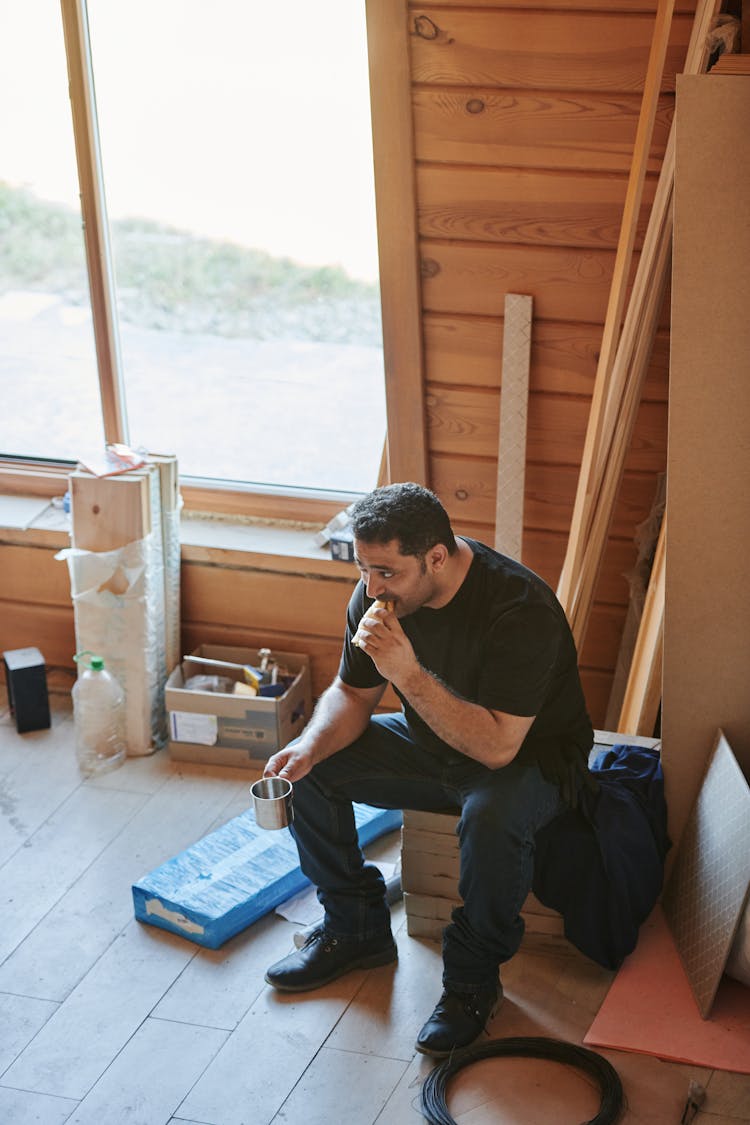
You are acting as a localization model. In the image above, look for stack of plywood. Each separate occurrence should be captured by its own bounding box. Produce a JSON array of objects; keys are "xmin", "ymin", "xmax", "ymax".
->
[
  {"xmin": 401, "ymin": 809, "xmax": 566, "ymax": 951},
  {"xmin": 62, "ymin": 455, "xmax": 180, "ymax": 756}
]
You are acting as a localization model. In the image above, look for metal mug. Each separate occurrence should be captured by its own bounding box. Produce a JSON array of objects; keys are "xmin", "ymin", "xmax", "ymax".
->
[{"xmin": 251, "ymin": 776, "xmax": 293, "ymax": 830}]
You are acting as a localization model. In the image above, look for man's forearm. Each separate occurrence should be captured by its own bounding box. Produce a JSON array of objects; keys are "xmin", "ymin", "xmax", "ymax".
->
[
  {"xmin": 394, "ymin": 663, "xmax": 529, "ymax": 769},
  {"xmin": 298, "ymin": 678, "xmax": 382, "ymax": 765}
]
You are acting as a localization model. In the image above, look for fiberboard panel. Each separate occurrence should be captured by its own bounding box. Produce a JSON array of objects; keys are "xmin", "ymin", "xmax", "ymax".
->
[{"xmin": 663, "ymin": 75, "xmax": 750, "ymax": 850}]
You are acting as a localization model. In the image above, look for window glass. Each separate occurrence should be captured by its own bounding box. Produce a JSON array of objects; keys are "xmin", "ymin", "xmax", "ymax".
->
[
  {"xmin": 0, "ymin": 2, "xmax": 105, "ymax": 462},
  {"xmin": 86, "ymin": 0, "xmax": 386, "ymax": 493}
]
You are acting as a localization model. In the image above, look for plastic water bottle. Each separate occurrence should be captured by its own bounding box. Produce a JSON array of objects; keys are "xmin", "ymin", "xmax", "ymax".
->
[{"xmin": 72, "ymin": 652, "xmax": 127, "ymax": 777}]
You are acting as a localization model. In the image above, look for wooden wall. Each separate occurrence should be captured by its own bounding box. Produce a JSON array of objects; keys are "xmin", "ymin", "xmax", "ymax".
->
[
  {"xmin": 1, "ymin": 2, "xmax": 700, "ymax": 728},
  {"xmin": 405, "ymin": 0, "xmax": 695, "ymax": 722},
  {"xmin": 0, "ymin": 536, "xmax": 77, "ymax": 672},
  {"xmin": 178, "ymin": 547, "xmax": 356, "ymax": 702},
  {"xmin": 0, "ymin": 530, "xmax": 359, "ymax": 707}
]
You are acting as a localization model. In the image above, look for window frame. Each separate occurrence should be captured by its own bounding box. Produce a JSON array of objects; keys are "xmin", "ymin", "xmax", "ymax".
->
[{"xmin": 1, "ymin": 0, "xmax": 427, "ymax": 520}]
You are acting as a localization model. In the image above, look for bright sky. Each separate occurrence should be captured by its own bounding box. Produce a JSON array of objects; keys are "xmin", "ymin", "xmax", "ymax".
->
[{"xmin": 0, "ymin": 0, "xmax": 380, "ymax": 282}]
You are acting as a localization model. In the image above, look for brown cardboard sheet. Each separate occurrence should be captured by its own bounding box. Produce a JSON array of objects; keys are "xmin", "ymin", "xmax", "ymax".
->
[{"xmin": 663, "ymin": 75, "xmax": 750, "ymax": 851}]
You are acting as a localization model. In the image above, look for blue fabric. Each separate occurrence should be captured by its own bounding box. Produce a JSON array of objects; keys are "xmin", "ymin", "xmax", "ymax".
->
[{"xmin": 531, "ymin": 743, "xmax": 670, "ymax": 969}]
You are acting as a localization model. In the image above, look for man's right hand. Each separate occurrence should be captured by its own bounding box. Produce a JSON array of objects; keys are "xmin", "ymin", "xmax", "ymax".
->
[
  {"xmin": 262, "ymin": 676, "xmax": 384, "ymax": 785},
  {"xmin": 263, "ymin": 742, "xmax": 316, "ymax": 784}
]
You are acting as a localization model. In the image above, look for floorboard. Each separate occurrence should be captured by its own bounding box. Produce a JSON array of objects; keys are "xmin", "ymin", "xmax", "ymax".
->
[{"xmin": 0, "ymin": 692, "xmax": 748, "ymax": 1124}]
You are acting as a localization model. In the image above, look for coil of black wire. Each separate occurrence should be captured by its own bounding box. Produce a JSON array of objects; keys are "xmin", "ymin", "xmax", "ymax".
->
[{"xmin": 420, "ymin": 1036, "xmax": 624, "ymax": 1125}]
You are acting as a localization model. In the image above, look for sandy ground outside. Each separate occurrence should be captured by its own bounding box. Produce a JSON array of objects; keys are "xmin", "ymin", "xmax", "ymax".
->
[{"xmin": 0, "ymin": 290, "xmax": 387, "ymax": 495}]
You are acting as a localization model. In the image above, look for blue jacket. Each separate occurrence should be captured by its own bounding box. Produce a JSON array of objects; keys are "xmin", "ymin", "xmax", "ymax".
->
[{"xmin": 532, "ymin": 743, "xmax": 671, "ymax": 969}]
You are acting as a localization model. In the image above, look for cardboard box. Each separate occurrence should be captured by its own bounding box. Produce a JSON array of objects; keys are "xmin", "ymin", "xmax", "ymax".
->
[
  {"xmin": 166, "ymin": 644, "xmax": 312, "ymax": 768},
  {"xmin": 329, "ymin": 529, "xmax": 355, "ymax": 562}
]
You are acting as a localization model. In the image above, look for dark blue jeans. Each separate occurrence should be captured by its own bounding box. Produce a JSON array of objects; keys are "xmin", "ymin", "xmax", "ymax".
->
[{"xmin": 289, "ymin": 713, "xmax": 565, "ymax": 993}]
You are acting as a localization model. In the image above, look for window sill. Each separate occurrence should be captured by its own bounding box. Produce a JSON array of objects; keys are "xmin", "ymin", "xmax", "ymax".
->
[
  {"xmin": 0, "ymin": 493, "xmax": 357, "ymax": 580},
  {"xmin": 178, "ymin": 513, "xmax": 356, "ymax": 578},
  {"xmin": 0, "ymin": 462, "xmax": 362, "ymax": 527}
]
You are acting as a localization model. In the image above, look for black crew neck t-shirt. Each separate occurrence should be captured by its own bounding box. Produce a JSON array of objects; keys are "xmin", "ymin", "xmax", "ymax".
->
[{"xmin": 338, "ymin": 538, "xmax": 593, "ymax": 777}]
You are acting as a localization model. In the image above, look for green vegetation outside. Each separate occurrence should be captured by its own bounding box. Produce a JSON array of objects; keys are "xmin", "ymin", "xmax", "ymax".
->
[{"xmin": 0, "ymin": 182, "xmax": 383, "ymax": 346}]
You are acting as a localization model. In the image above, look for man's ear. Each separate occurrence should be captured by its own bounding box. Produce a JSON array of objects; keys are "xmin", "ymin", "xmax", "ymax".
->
[{"xmin": 426, "ymin": 543, "xmax": 449, "ymax": 573}]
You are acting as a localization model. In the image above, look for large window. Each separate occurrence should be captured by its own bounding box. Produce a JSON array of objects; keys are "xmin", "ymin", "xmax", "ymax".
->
[
  {"xmin": 1, "ymin": 1, "xmax": 387, "ymax": 497},
  {"xmin": 0, "ymin": 2, "xmax": 105, "ymax": 463}
]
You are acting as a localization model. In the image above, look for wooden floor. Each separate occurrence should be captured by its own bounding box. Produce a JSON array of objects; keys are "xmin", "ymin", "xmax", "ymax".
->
[{"xmin": 1, "ymin": 686, "xmax": 749, "ymax": 1125}]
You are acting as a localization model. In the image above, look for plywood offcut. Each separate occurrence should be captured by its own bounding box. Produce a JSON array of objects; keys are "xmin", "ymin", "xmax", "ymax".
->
[
  {"xmin": 662, "ymin": 730, "xmax": 750, "ymax": 1017},
  {"xmin": 494, "ymin": 292, "xmax": 532, "ymax": 561}
]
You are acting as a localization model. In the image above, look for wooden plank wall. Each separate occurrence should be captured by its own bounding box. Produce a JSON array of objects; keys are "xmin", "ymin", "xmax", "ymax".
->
[
  {"xmin": 0, "ymin": 532, "xmax": 358, "ymax": 706},
  {"xmin": 1, "ymin": 2, "xmax": 701, "ymax": 728},
  {"xmin": 179, "ymin": 550, "xmax": 357, "ymax": 702},
  {"xmin": 0, "ymin": 537, "xmax": 77, "ymax": 672},
  {"xmin": 407, "ymin": 0, "xmax": 695, "ymax": 722}
]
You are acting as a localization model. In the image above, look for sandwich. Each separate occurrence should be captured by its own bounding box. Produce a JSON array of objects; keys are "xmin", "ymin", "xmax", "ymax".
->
[{"xmin": 352, "ymin": 599, "xmax": 394, "ymax": 647}]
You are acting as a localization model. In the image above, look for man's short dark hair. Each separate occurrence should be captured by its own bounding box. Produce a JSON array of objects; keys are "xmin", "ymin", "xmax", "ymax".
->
[{"xmin": 350, "ymin": 483, "xmax": 457, "ymax": 558}]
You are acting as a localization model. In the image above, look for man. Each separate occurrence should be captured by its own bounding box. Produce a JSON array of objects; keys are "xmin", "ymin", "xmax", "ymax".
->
[{"xmin": 263, "ymin": 482, "xmax": 593, "ymax": 1056}]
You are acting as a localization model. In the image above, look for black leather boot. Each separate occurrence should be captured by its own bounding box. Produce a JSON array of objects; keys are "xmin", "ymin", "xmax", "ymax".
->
[
  {"xmin": 265, "ymin": 926, "xmax": 397, "ymax": 992},
  {"xmin": 416, "ymin": 983, "xmax": 502, "ymax": 1057}
]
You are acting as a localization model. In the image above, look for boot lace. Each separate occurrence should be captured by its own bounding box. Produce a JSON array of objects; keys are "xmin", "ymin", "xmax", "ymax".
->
[{"xmin": 304, "ymin": 926, "xmax": 339, "ymax": 954}]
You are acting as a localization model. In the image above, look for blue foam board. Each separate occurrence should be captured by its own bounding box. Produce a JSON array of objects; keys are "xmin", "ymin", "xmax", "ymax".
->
[{"xmin": 132, "ymin": 803, "xmax": 402, "ymax": 948}]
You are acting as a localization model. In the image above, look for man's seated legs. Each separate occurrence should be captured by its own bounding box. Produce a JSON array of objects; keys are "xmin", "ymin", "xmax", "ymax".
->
[
  {"xmin": 444, "ymin": 755, "xmax": 565, "ymax": 987},
  {"xmin": 264, "ymin": 718, "xmax": 566, "ymax": 1055},
  {"xmin": 264, "ymin": 713, "xmax": 454, "ymax": 991},
  {"xmin": 415, "ymin": 757, "xmax": 565, "ymax": 1055}
]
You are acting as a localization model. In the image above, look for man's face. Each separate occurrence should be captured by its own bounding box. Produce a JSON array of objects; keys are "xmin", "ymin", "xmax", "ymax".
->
[{"xmin": 353, "ymin": 538, "xmax": 440, "ymax": 617}]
